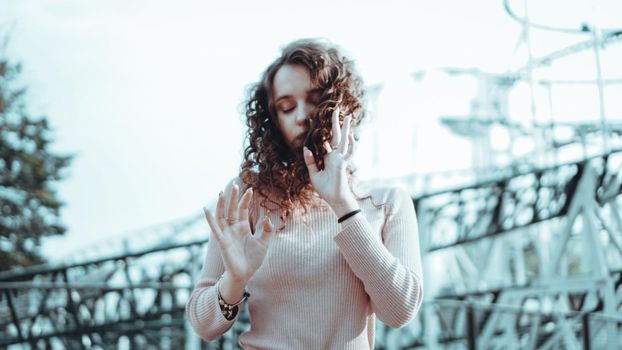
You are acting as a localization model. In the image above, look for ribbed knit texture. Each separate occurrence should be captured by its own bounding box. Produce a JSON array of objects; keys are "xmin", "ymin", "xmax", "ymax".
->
[{"xmin": 186, "ymin": 185, "xmax": 424, "ymax": 349}]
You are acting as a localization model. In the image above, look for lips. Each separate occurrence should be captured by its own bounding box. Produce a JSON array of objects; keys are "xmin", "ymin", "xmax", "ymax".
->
[{"xmin": 293, "ymin": 133, "xmax": 308, "ymax": 146}]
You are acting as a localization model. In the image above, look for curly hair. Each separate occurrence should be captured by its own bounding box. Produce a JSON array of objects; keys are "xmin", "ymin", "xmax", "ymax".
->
[{"xmin": 239, "ymin": 38, "xmax": 366, "ymax": 222}]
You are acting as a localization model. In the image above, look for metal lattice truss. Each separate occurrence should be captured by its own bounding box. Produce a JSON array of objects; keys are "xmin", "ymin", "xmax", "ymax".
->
[
  {"xmin": 1, "ymin": 152, "xmax": 622, "ymax": 349},
  {"xmin": 411, "ymin": 152, "xmax": 622, "ymax": 349},
  {"xmin": 0, "ymin": 241, "xmax": 205, "ymax": 349}
]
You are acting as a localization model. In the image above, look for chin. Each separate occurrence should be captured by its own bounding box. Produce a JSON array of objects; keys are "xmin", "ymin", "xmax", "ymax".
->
[
  {"xmin": 291, "ymin": 143, "xmax": 305, "ymax": 155},
  {"xmin": 290, "ymin": 135, "xmax": 307, "ymax": 151}
]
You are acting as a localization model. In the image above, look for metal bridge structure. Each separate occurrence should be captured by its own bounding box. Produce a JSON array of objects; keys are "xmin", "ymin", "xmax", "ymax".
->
[{"xmin": 1, "ymin": 150, "xmax": 621, "ymax": 349}]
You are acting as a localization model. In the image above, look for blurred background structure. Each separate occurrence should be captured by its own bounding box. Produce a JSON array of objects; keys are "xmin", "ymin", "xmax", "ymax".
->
[{"xmin": 1, "ymin": 0, "xmax": 621, "ymax": 349}]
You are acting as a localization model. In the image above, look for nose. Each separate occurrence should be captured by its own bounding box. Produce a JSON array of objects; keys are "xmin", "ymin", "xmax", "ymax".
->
[{"xmin": 295, "ymin": 101, "xmax": 314, "ymax": 124}]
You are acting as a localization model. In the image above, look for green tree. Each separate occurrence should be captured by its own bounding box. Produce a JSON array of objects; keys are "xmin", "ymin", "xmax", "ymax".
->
[{"xmin": 0, "ymin": 42, "xmax": 73, "ymax": 271}]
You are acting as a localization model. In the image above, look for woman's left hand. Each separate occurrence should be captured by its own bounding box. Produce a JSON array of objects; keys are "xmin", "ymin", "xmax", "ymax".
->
[{"xmin": 303, "ymin": 108, "xmax": 360, "ymax": 217}]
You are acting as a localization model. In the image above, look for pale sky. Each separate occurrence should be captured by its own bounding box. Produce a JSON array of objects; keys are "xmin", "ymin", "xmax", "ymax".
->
[{"xmin": 1, "ymin": 0, "xmax": 620, "ymax": 262}]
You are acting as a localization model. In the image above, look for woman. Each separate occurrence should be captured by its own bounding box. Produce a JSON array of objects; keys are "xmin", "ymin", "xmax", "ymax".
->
[{"xmin": 186, "ymin": 38, "xmax": 423, "ymax": 349}]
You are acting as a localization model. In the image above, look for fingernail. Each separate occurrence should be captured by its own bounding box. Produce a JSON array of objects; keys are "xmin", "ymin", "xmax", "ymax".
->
[{"xmin": 219, "ymin": 191, "xmax": 223, "ymax": 197}]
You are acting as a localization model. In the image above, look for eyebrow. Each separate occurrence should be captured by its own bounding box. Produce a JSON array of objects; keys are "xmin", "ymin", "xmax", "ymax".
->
[{"xmin": 275, "ymin": 88, "xmax": 322, "ymax": 103}]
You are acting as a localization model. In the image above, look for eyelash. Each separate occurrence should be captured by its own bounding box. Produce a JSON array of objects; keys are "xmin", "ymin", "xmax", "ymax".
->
[{"xmin": 279, "ymin": 97, "xmax": 319, "ymax": 114}]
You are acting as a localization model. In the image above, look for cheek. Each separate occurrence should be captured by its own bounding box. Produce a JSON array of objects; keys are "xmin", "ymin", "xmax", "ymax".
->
[{"xmin": 277, "ymin": 116, "xmax": 295, "ymax": 141}]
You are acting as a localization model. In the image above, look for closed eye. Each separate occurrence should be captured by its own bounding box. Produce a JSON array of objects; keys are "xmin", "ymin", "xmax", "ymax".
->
[{"xmin": 277, "ymin": 99, "xmax": 295, "ymax": 114}]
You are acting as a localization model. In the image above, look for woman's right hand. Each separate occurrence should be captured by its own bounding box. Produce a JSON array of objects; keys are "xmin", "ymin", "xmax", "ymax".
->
[{"xmin": 203, "ymin": 184, "xmax": 274, "ymax": 285}]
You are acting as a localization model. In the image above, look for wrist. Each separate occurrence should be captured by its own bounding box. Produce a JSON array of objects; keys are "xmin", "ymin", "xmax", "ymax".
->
[
  {"xmin": 219, "ymin": 272, "xmax": 248, "ymax": 304},
  {"xmin": 338, "ymin": 209, "xmax": 362, "ymax": 223},
  {"xmin": 217, "ymin": 273, "xmax": 250, "ymax": 321},
  {"xmin": 328, "ymin": 195, "xmax": 360, "ymax": 218}
]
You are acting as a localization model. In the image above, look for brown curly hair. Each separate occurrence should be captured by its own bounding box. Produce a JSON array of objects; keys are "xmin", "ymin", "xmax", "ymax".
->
[{"xmin": 239, "ymin": 38, "xmax": 366, "ymax": 221}]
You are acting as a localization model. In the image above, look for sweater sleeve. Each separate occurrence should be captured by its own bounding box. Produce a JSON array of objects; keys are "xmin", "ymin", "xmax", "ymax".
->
[
  {"xmin": 333, "ymin": 187, "xmax": 424, "ymax": 328},
  {"xmin": 185, "ymin": 235, "xmax": 238, "ymax": 340}
]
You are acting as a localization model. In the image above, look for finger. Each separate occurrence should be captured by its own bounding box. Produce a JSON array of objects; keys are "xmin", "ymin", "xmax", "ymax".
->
[
  {"xmin": 204, "ymin": 207, "xmax": 224, "ymax": 243},
  {"xmin": 323, "ymin": 141, "xmax": 333, "ymax": 153},
  {"xmin": 215, "ymin": 191, "xmax": 226, "ymax": 231},
  {"xmin": 303, "ymin": 147, "xmax": 319, "ymax": 175},
  {"xmin": 258, "ymin": 215, "xmax": 274, "ymax": 243},
  {"xmin": 331, "ymin": 107, "xmax": 341, "ymax": 148},
  {"xmin": 238, "ymin": 187, "xmax": 253, "ymax": 222},
  {"xmin": 226, "ymin": 184, "xmax": 239, "ymax": 224},
  {"xmin": 344, "ymin": 132, "xmax": 355, "ymax": 159},
  {"xmin": 338, "ymin": 115, "xmax": 351, "ymax": 154}
]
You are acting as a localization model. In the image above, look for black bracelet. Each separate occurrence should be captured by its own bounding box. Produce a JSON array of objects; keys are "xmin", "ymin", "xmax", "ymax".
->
[{"xmin": 338, "ymin": 209, "xmax": 362, "ymax": 223}]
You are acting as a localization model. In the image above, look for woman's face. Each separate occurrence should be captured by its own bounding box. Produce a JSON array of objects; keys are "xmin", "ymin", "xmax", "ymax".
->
[{"xmin": 272, "ymin": 64, "xmax": 321, "ymax": 150}]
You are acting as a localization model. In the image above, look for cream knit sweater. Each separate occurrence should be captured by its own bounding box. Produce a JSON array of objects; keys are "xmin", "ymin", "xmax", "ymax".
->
[{"xmin": 186, "ymin": 185, "xmax": 424, "ymax": 349}]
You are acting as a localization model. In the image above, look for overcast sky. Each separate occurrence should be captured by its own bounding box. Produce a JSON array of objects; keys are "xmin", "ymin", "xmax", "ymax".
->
[{"xmin": 1, "ymin": 0, "xmax": 621, "ymax": 262}]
